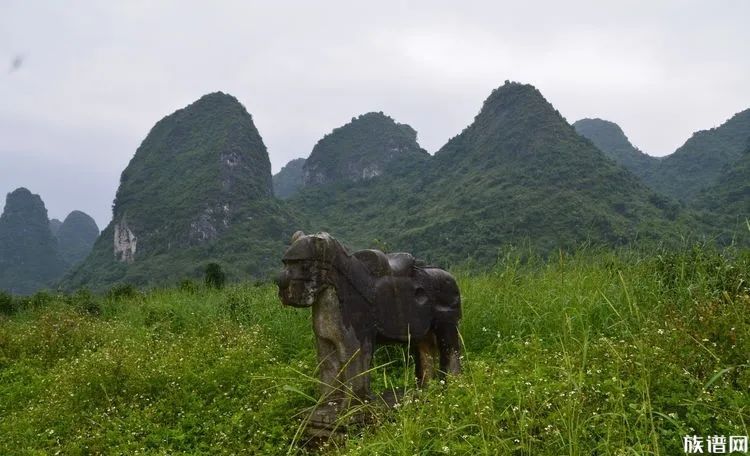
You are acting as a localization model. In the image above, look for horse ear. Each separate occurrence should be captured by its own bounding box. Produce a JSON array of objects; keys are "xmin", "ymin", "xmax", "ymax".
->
[{"xmin": 291, "ymin": 231, "xmax": 305, "ymax": 244}]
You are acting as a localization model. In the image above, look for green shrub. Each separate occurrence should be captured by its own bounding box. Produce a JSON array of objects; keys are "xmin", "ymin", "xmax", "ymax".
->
[
  {"xmin": 106, "ymin": 283, "xmax": 138, "ymax": 300},
  {"xmin": 68, "ymin": 288, "xmax": 101, "ymax": 315},
  {"xmin": 30, "ymin": 290, "xmax": 54, "ymax": 308},
  {"xmin": 0, "ymin": 291, "xmax": 14, "ymax": 315},
  {"xmin": 179, "ymin": 278, "xmax": 199, "ymax": 293},
  {"xmin": 204, "ymin": 262, "xmax": 226, "ymax": 289}
]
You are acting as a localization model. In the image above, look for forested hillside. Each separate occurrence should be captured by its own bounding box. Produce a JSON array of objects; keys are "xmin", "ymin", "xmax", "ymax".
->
[
  {"xmin": 272, "ymin": 158, "xmax": 306, "ymax": 199},
  {"xmin": 573, "ymin": 118, "xmax": 658, "ymax": 178},
  {"xmin": 290, "ymin": 82, "xmax": 692, "ymax": 266},
  {"xmin": 644, "ymin": 109, "xmax": 750, "ymax": 202},
  {"xmin": 0, "ymin": 188, "xmax": 67, "ymax": 294},
  {"xmin": 302, "ymin": 112, "xmax": 429, "ymax": 186},
  {"xmin": 64, "ymin": 93, "xmax": 297, "ymax": 291}
]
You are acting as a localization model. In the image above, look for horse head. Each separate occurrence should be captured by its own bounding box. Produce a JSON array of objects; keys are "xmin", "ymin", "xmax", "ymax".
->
[{"xmin": 275, "ymin": 231, "xmax": 339, "ymax": 308}]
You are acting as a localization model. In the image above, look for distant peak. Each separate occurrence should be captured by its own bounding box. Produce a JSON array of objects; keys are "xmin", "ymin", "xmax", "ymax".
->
[
  {"xmin": 162, "ymin": 92, "xmax": 245, "ymax": 118},
  {"xmin": 575, "ymin": 117, "xmax": 622, "ymax": 128},
  {"xmin": 347, "ymin": 111, "xmax": 407, "ymax": 128},
  {"xmin": 63, "ymin": 210, "xmax": 97, "ymax": 225},
  {"xmin": 485, "ymin": 81, "xmax": 544, "ymax": 103},
  {"xmin": 146, "ymin": 91, "xmax": 250, "ymax": 137},
  {"xmin": 302, "ymin": 111, "xmax": 426, "ymax": 186},
  {"xmin": 572, "ymin": 117, "xmax": 657, "ymax": 177},
  {"xmin": 2, "ymin": 187, "xmax": 48, "ymax": 223},
  {"xmin": 573, "ymin": 118, "xmax": 627, "ymax": 136},
  {"xmin": 328, "ymin": 111, "xmax": 418, "ymax": 141},
  {"xmin": 66, "ymin": 209, "xmax": 89, "ymax": 218},
  {"xmin": 731, "ymin": 107, "xmax": 750, "ymax": 121},
  {"xmin": 279, "ymin": 157, "xmax": 306, "ymax": 170},
  {"xmin": 5, "ymin": 187, "xmax": 44, "ymax": 208},
  {"xmin": 701, "ymin": 107, "xmax": 750, "ymax": 133},
  {"xmin": 500, "ymin": 80, "xmax": 539, "ymax": 91},
  {"xmin": 9, "ymin": 187, "xmax": 33, "ymax": 196},
  {"xmin": 355, "ymin": 111, "xmax": 392, "ymax": 121},
  {"xmin": 197, "ymin": 91, "xmax": 236, "ymax": 101},
  {"xmin": 476, "ymin": 81, "xmax": 554, "ymax": 120},
  {"xmin": 189, "ymin": 91, "xmax": 242, "ymax": 107}
]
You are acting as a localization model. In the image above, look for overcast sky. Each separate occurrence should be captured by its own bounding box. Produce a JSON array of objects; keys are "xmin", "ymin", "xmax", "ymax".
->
[{"xmin": 2, "ymin": 1, "xmax": 749, "ymax": 229}]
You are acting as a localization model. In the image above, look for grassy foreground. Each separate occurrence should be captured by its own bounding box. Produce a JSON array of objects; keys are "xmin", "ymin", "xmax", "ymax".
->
[{"xmin": 1, "ymin": 246, "xmax": 749, "ymax": 455}]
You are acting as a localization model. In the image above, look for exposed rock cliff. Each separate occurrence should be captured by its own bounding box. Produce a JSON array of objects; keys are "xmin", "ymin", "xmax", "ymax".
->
[{"xmin": 113, "ymin": 218, "xmax": 136, "ymax": 263}]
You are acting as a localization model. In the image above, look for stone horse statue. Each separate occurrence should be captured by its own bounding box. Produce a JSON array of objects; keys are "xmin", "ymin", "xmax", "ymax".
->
[{"xmin": 275, "ymin": 231, "xmax": 461, "ymax": 436}]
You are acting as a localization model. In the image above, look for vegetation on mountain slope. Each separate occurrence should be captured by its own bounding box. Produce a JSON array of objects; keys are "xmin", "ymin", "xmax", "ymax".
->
[
  {"xmin": 55, "ymin": 210, "xmax": 99, "ymax": 266},
  {"xmin": 572, "ymin": 118, "xmax": 658, "ymax": 178},
  {"xmin": 63, "ymin": 92, "xmax": 297, "ymax": 291},
  {"xmin": 273, "ymin": 158, "xmax": 306, "ymax": 199},
  {"xmin": 48, "ymin": 218, "xmax": 63, "ymax": 237},
  {"xmin": 302, "ymin": 112, "xmax": 429, "ymax": 186},
  {"xmin": 644, "ymin": 109, "xmax": 750, "ymax": 202},
  {"xmin": 34, "ymin": 82, "xmax": 749, "ymax": 292},
  {"xmin": 0, "ymin": 188, "xmax": 67, "ymax": 295},
  {"xmin": 290, "ymin": 82, "xmax": 693, "ymax": 266},
  {"xmin": 694, "ymin": 146, "xmax": 750, "ymax": 240}
]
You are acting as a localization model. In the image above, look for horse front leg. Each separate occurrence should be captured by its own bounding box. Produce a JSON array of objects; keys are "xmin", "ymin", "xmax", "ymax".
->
[
  {"xmin": 315, "ymin": 335, "xmax": 344, "ymax": 401},
  {"xmin": 435, "ymin": 322, "xmax": 461, "ymax": 376},
  {"xmin": 413, "ymin": 331, "xmax": 438, "ymax": 386},
  {"xmin": 337, "ymin": 332, "xmax": 373, "ymax": 405},
  {"xmin": 306, "ymin": 334, "xmax": 347, "ymax": 437},
  {"xmin": 311, "ymin": 332, "xmax": 371, "ymax": 433}
]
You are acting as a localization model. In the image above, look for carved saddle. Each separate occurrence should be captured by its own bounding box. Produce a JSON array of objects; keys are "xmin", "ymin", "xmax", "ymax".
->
[{"xmin": 353, "ymin": 249, "xmax": 416, "ymax": 277}]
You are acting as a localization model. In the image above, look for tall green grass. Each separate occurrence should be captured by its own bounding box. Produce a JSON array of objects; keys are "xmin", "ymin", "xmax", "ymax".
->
[{"xmin": 1, "ymin": 245, "xmax": 748, "ymax": 454}]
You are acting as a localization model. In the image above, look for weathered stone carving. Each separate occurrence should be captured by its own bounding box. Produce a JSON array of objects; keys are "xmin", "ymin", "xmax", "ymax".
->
[{"xmin": 275, "ymin": 231, "xmax": 462, "ymax": 436}]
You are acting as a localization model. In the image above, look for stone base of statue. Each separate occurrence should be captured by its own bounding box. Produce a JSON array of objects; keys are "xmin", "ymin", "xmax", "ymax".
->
[{"xmin": 303, "ymin": 388, "xmax": 409, "ymax": 444}]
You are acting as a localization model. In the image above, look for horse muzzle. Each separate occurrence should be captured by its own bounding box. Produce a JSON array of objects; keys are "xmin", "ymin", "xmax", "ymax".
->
[
  {"xmin": 273, "ymin": 270, "xmax": 290, "ymax": 289},
  {"xmin": 277, "ymin": 276, "xmax": 317, "ymax": 308}
]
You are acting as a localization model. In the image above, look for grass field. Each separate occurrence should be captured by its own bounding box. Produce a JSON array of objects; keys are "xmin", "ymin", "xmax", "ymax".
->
[{"xmin": 1, "ymin": 245, "xmax": 749, "ymax": 455}]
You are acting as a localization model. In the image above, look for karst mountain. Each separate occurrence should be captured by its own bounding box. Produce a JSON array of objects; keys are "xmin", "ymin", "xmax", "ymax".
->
[
  {"xmin": 572, "ymin": 118, "xmax": 658, "ymax": 178},
  {"xmin": 301, "ymin": 112, "xmax": 429, "ymax": 187},
  {"xmin": 0, "ymin": 188, "xmax": 67, "ymax": 294},
  {"xmin": 55, "ymin": 210, "xmax": 99, "ymax": 266},
  {"xmin": 64, "ymin": 92, "xmax": 296, "ymax": 290},
  {"xmin": 644, "ymin": 108, "xmax": 750, "ymax": 202},
  {"xmin": 23, "ymin": 81, "xmax": 748, "ymax": 292},
  {"xmin": 694, "ymin": 145, "xmax": 750, "ymax": 238},
  {"xmin": 290, "ymin": 82, "xmax": 689, "ymax": 265},
  {"xmin": 272, "ymin": 158, "xmax": 306, "ymax": 199},
  {"xmin": 49, "ymin": 218, "xmax": 63, "ymax": 236}
]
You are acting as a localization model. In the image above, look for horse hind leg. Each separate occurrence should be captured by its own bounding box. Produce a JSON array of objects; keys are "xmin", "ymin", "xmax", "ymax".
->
[
  {"xmin": 435, "ymin": 322, "xmax": 461, "ymax": 376},
  {"xmin": 413, "ymin": 331, "xmax": 438, "ymax": 387}
]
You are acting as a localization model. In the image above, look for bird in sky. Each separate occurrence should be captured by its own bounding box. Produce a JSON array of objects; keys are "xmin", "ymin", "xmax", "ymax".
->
[{"xmin": 9, "ymin": 54, "xmax": 24, "ymax": 73}]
